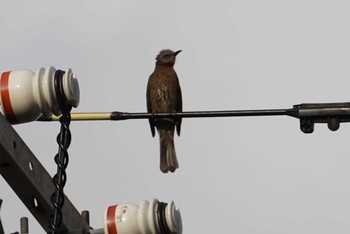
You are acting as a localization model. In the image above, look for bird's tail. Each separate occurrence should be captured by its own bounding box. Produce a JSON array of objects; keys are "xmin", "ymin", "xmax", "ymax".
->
[{"xmin": 159, "ymin": 130, "xmax": 178, "ymax": 173}]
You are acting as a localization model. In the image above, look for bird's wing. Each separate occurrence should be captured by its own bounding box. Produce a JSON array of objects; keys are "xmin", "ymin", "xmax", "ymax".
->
[
  {"xmin": 146, "ymin": 78, "xmax": 156, "ymax": 137},
  {"xmin": 176, "ymin": 75, "xmax": 182, "ymax": 136}
]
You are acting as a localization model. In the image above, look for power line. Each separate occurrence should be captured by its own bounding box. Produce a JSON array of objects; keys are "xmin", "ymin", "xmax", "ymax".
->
[{"xmin": 37, "ymin": 102, "xmax": 350, "ymax": 133}]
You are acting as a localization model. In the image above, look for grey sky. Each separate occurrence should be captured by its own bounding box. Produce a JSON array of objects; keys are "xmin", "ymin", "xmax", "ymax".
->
[{"xmin": 1, "ymin": 1, "xmax": 350, "ymax": 233}]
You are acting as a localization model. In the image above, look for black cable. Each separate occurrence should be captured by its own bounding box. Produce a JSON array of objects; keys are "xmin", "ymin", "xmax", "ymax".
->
[
  {"xmin": 110, "ymin": 109, "xmax": 289, "ymax": 120},
  {"xmin": 50, "ymin": 70, "xmax": 72, "ymax": 234},
  {"xmin": 157, "ymin": 202, "xmax": 171, "ymax": 234}
]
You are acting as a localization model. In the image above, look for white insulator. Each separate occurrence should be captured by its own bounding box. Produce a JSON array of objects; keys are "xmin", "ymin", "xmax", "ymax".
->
[
  {"xmin": 0, "ymin": 66, "xmax": 79, "ymax": 124},
  {"xmin": 104, "ymin": 198, "xmax": 182, "ymax": 234}
]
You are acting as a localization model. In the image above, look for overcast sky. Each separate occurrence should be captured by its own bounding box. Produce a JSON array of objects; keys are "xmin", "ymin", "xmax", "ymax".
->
[{"xmin": 1, "ymin": 1, "xmax": 350, "ymax": 233}]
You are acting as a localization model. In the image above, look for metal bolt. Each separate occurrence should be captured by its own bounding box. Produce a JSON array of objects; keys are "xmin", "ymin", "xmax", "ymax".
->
[
  {"xmin": 20, "ymin": 217, "xmax": 28, "ymax": 234},
  {"xmin": 81, "ymin": 210, "xmax": 90, "ymax": 225}
]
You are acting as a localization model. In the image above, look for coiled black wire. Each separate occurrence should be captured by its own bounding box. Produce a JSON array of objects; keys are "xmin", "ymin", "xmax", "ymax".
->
[
  {"xmin": 157, "ymin": 202, "xmax": 171, "ymax": 234},
  {"xmin": 50, "ymin": 70, "xmax": 72, "ymax": 234}
]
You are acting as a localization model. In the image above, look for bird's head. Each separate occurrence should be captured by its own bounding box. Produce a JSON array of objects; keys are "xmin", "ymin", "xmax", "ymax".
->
[{"xmin": 156, "ymin": 49, "xmax": 182, "ymax": 66}]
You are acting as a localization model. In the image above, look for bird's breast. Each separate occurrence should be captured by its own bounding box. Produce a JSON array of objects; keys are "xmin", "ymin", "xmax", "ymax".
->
[{"xmin": 149, "ymin": 82, "xmax": 177, "ymax": 111}]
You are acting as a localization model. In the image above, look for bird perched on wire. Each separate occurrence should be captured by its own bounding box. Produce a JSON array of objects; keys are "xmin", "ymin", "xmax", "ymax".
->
[{"xmin": 146, "ymin": 49, "xmax": 183, "ymax": 173}]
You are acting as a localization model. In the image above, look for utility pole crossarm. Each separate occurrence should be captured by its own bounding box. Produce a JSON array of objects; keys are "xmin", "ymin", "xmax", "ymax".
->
[{"xmin": 0, "ymin": 113, "xmax": 90, "ymax": 233}]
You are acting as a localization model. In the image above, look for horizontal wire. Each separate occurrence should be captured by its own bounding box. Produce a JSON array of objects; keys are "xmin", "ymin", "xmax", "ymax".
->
[{"xmin": 37, "ymin": 108, "xmax": 292, "ymax": 121}]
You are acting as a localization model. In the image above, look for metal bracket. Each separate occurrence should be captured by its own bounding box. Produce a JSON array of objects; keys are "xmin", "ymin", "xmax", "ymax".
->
[
  {"xmin": 0, "ymin": 113, "xmax": 90, "ymax": 233},
  {"xmin": 287, "ymin": 102, "xmax": 350, "ymax": 133}
]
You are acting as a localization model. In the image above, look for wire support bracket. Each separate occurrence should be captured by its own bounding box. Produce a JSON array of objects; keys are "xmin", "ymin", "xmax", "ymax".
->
[{"xmin": 0, "ymin": 113, "xmax": 90, "ymax": 233}]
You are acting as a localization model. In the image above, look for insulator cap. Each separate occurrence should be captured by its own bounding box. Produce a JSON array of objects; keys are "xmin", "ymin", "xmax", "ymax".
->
[{"xmin": 0, "ymin": 66, "xmax": 80, "ymax": 124}]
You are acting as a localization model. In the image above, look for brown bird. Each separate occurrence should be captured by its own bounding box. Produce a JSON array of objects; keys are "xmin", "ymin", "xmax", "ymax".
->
[{"xmin": 146, "ymin": 49, "xmax": 183, "ymax": 173}]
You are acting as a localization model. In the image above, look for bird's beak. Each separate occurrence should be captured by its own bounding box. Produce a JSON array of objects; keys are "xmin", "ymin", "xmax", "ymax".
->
[{"xmin": 174, "ymin": 50, "xmax": 182, "ymax": 56}]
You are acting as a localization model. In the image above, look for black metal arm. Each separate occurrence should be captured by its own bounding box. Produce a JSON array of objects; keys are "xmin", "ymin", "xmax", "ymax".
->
[{"xmin": 0, "ymin": 113, "xmax": 90, "ymax": 233}]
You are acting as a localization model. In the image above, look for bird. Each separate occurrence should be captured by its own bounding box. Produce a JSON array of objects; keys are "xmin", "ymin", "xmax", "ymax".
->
[{"xmin": 146, "ymin": 49, "xmax": 183, "ymax": 173}]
